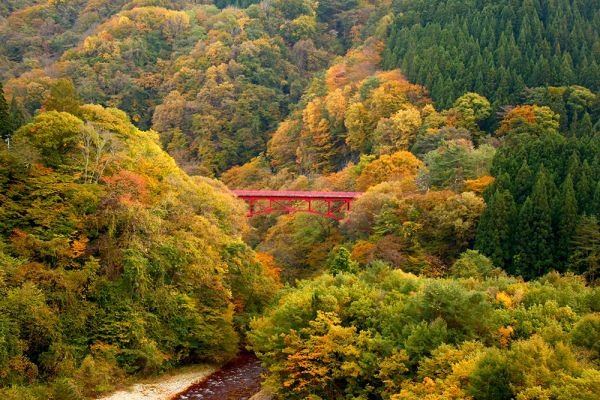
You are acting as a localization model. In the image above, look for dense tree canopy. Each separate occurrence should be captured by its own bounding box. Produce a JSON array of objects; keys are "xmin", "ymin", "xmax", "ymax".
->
[
  {"xmin": 476, "ymin": 102, "xmax": 600, "ymax": 279},
  {"xmin": 1, "ymin": 0, "xmax": 392, "ymax": 175},
  {"xmin": 250, "ymin": 266, "xmax": 600, "ymax": 399},
  {"xmin": 0, "ymin": 105, "xmax": 279, "ymax": 398},
  {"xmin": 2, "ymin": 0, "xmax": 600, "ymax": 398},
  {"xmin": 384, "ymin": 0, "xmax": 600, "ymax": 108}
]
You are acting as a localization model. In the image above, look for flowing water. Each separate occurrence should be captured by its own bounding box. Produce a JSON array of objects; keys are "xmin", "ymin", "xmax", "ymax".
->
[{"xmin": 174, "ymin": 353, "xmax": 265, "ymax": 400}]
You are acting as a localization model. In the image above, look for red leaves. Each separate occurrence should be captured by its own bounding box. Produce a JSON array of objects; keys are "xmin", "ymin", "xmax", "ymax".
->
[{"xmin": 102, "ymin": 169, "xmax": 149, "ymax": 207}]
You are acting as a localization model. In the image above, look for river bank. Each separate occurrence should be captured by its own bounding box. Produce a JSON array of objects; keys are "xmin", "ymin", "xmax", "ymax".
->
[
  {"xmin": 96, "ymin": 365, "xmax": 217, "ymax": 400},
  {"xmin": 248, "ymin": 388, "xmax": 275, "ymax": 400}
]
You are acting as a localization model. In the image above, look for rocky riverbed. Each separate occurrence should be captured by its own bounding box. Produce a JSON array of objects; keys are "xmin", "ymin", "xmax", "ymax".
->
[
  {"xmin": 96, "ymin": 354, "xmax": 273, "ymax": 400},
  {"xmin": 96, "ymin": 365, "xmax": 217, "ymax": 400},
  {"xmin": 173, "ymin": 353, "xmax": 265, "ymax": 400}
]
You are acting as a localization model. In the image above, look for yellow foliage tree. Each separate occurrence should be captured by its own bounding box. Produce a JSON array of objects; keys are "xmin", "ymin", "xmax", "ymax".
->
[
  {"xmin": 299, "ymin": 98, "xmax": 337, "ymax": 173},
  {"xmin": 356, "ymin": 151, "xmax": 423, "ymax": 191},
  {"xmin": 374, "ymin": 105, "xmax": 422, "ymax": 154},
  {"xmin": 325, "ymin": 88, "xmax": 348, "ymax": 125},
  {"xmin": 464, "ymin": 175, "xmax": 495, "ymax": 193},
  {"xmin": 267, "ymin": 118, "xmax": 302, "ymax": 170},
  {"xmin": 345, "ymin": 101, "xmax": 375, "ymax": 153},
  {"xmin": 255, "ymin": 253, "xmax": 283, "ymax": 286}
]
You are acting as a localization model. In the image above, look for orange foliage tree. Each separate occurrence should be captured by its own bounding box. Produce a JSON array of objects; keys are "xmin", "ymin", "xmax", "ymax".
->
[{"xmin": 496, "ymin": 105, "xmax": 560, "ymax": 136}]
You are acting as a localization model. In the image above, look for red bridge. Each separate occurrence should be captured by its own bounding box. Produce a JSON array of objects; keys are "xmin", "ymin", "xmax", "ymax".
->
[{"xmin": 232, "ymin": 190, "xmax": 363, "ymax": 221}]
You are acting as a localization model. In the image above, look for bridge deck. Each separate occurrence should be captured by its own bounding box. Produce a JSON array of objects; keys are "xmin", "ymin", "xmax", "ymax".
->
[{"xmin": 231, "ymin": 190, "xmax": 363, "ymax": 199}]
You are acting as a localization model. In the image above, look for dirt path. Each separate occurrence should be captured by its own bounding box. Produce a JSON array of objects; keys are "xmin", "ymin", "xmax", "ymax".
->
[{"xmin": 96, "ymin": 365, "xmax": 217, "ymax": 400}]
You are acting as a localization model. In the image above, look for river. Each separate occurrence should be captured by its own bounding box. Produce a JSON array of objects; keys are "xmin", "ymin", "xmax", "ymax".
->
[{"xmin": 173, "ymin": 353, "xmax": 265, "ymax": 400}]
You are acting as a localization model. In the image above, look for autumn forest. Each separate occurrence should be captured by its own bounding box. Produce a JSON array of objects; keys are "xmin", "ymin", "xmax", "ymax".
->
[{"xmin": 1, "ymin": 0, "xmax": 600, "ymax": 399}]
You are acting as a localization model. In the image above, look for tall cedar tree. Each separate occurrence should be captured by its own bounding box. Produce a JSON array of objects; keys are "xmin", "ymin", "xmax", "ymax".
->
[
  {"xmin": 383, "ymin": 0, "xmax": 600, "ymax": 108},
  {"xmin": 0, "ymin": 82, "xmax": 10, "ymax": 142},
  {"xmin": 475, "ymin": 189, "xmax": 516, "ymax": 270},
  {"xmin": 514, "ymin": 161, "xmax": 533, "ymax": 203},
  {"xmin": 594, "ymin": 182, "xmax": 600, "ymax": 217},
  {"xmin": 515, "ymin": 171, "xmax": 554, "ymax": 279},
  {"xmin": 556, "ymin": 174, "xmax": 577, "ymax": 271},
  {"xmin": 576, "ymin": 160, "xmax": 593, "ymax": 215},
  {"xmin": 569, "ymin": 215, "xmax": 600, "ymax": 280}
]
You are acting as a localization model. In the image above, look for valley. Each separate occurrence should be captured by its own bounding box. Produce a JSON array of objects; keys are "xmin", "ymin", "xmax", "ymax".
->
[{"xmin": 1, "ymin": 1, "xmax": 599, "ymax": 399}]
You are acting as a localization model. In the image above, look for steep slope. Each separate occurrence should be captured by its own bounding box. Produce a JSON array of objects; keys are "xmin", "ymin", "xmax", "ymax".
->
[
  {"xmin": 0, "ymin": 105, "xmax": 279, "ymax": 398},
  {"xmin": 221, "ymin": 27, "xmax": 600, "ymax": 283},
  {"xmin": 3, "ymin": 1, "xmax": 393, "ymax": 175},
  {"xmin": 1, "ymin": 1, "xmax": 600, "ymax": 399},
  {"xmin": 0, "ymin": 0, "xmax": 43, "ymax": 17},
  {"xmin": 221, "ymin": 43, "xmax": 495, "ymax": 280},
  {"xmin": 0, "ymin": 0, "xmax": 132, "ymax": 79},
  {"xmin": 383, "ymin": 0, "xmax": 600, "ymax": 108},
  {"xmin": 260, "ymin": 41, "xmax": 431, "ymax": 175}
]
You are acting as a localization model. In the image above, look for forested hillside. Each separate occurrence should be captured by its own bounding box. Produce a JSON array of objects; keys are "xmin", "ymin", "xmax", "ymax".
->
[
  {"xmin": 0, "ymin": 1, "xmax": 43, "ymax": 17},
  {"xmin": 2, "ymin": 0, "xmax": 391, "ymax": 174},
  {"xmin": 0, "ymin": 100, "xmax": 279, "ymax": 398},
  {"xmin": 250, "ymin": 267, "xmax": 600, "ymax": 399},
  {"xmin": 1, "ymin": 0, "xmax": 600, "ymax": 399},
  {"xmin": 383, "ymin": 0, "xmax": 600, "ymax": 108},
  {"xmin": 477, "ymin": 98, "xmax": 600, "ymax": 280}
]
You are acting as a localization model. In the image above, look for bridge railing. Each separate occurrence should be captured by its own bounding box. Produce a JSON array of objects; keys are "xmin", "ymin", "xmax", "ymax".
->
[
  {"xmin": 231, "ymin": 190, "xmax": 363, "ymax": 199},
  {"xmin": 231, "ymin": 190, "xmax": 363, "ymax": 220}
]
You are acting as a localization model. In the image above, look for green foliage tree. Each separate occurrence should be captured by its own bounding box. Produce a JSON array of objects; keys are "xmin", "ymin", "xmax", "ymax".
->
[
  {"xmin": 42, "ymin": 78, "xmax": 82, "ymax": 116},
  {"xmin": 13, "ymin": 111, "xmax": 83, "ymax": 167},
  {"xmin": 467, "ymin": 349, "xmax": 515, "ymax": 400},
  {"xmin": 0, "ymin": 83, "xmax": 11, "ymax": 143},
  {"xmin": 568, "ymin": 215, "xmax": 600, "ymax": 281},
  {"xmin": 450, "ymin": 250, "xmax": 495, "ymax": 279},
  {"xmin": 249, "ymin": 266, "xmax": 600, "ymax": 400},
  {"xmin": 0, "ymin": 106, "xmax": 280, "ymax": 397},
  {"xmin": 423, "ymin": 141, "xmax": 495, "ymax": 191},
  {"xmin": 451, "ymin": 92, "xmax": 492, "ymax": 132},
  {"xmin": 327, "ymin": 246, "xmax": 358, "ymax": 276},
  {"xmin": 570, "ymin": 314, "xmax": 600, "ymax": 359},
  {"xmin": 514, "ymin": 172, "xmax": 555, "ymax": 278}
]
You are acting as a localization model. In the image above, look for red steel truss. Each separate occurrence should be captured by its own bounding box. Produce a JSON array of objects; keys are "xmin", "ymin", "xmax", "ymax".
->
[{"xmin": 232, "ymin": 190, "xmax": 363, "ymax": 220}]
